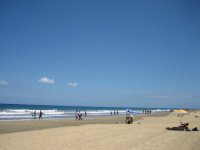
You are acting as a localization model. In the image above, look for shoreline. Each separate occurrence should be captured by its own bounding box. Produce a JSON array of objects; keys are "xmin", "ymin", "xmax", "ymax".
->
[{"xmin": 0, "ymin": 112, "xmax": 170, "ymax": 134}]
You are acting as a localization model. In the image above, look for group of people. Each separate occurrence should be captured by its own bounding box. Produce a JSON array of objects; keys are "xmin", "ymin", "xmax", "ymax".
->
[
  {"xmin": 32, "ymin": 110, "xmax": 43, "ymax": 120},
  {"xmin": 143, "ymin": 110, "xmax": 152, "ymax": 114},
  {"xmin": 110, "ymin": 110, "xmax": 118, "ymax": 116},
  {"xmin": 75, "ymin": 111, "xmax": 87, "ymax": 120}
]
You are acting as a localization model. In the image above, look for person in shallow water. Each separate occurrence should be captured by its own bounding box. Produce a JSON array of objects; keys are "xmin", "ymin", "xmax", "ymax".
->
[
  {"xmin": 33, "ymin": 111, "xmax": 36, "ymax": 119},
  {"xmin": 39, "ymin": 110, "xmax": 43, "ymax": 120}
]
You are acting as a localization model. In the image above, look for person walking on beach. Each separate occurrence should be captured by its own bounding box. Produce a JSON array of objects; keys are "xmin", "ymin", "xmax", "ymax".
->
[
  {"xmin": 85, "ymin": 111, "xmax": 87, "ymax": 117},
  {"xmin": 39, "ymin": 110, "xmax": 43, "ymax": 119}
]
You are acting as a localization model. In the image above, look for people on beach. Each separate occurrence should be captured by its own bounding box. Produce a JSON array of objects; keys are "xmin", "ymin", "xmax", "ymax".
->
[
  {"xmin": 144, "ymin": 110, "xmax": 151, "ymax": 114},
  {"xmin": 125, "ymin": 109, "xmax": 134, "ymax": 124},
  {"xmin": 127, "ymin": 116, "xmax": 134, "ymax": 124},
  {"xmin": 85, "ymin": 111, "xmax": 87, "ymax": 117},
  {"xmin": 78, "ymin": 111, "xmax": 82, "ymax": 120},
  {"xmin": 125, "ymin": 110, "xmax": 130, "ymax": 123},
  {"xmin": 39, "ymin": 110, "xmax": 43, "ymax": 119},
  {"xmin": 111, "ymin": 111, "xmax": 112, "ymax": 115},
  {"xmin": 166, "ymin": 123, "xmax": 189, "ymax": 130},
  {"xmin": 117, "ymin": 110, "xmax": 118, "ymax": 115}
]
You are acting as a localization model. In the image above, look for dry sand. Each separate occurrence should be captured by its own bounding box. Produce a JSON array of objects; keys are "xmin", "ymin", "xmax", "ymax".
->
[{"xmin": 0, "ymin": 111, "xmax": 199, "ymax": 150}]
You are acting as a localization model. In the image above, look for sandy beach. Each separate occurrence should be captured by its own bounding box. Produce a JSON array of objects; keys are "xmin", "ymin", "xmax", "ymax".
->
[{"xmin": 0, "ymin": 111, "xmax": 199, "ymax": 150}]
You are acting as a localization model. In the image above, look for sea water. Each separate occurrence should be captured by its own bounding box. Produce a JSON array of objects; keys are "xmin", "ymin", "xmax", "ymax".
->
[{"xmin": 0, "ymin": 103, "xmax": 170, "ymax": 121}]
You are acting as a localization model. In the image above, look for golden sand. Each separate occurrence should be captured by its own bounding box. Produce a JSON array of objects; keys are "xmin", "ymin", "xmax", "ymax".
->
[{"xmin": 0, "ymin": 111, "xmax": 199, "ymax": 150}]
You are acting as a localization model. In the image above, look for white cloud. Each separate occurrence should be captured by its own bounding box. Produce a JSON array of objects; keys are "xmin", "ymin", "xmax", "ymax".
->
[
  {"xmin": 68, "ymin": 82, "xmax": 78, "ymax": 87},
  {"xmin": 38, "ymin": 77, "xmax": 54, "ymax": 84},
  {"xmin": 147, "ymin": 95, "xmax": 191, "ymax": 98},
  {"xmin": 0, "ymin": 80, "xmax": 8, "ymax": 85}
]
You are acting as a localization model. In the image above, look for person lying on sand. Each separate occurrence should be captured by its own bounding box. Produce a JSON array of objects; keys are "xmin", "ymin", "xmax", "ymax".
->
[
  {"xmin": 166, "ymin": 123, "xmax": 189, "ymax": 130},
  {"xmin": 165, "ymin": 122, "xmax": 198, "ymax": 131}
]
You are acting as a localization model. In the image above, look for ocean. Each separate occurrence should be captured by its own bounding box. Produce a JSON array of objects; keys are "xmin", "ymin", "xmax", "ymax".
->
[{"xmin": 0, "ymin": 103, "xmax": 171, "ymax": 121}]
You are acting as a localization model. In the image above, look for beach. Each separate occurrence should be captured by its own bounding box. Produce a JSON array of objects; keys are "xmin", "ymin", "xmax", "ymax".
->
[{"xmin": 0, "ymin": 111, "xmax": 199, "ymax": 150}]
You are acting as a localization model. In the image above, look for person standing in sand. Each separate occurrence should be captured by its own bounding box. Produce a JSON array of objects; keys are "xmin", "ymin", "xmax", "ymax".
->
[
  {"xmin": 125, "ymin": 110, "xmax": 130, "ymax": 123},
  {"xmin": 78, "ymin": 111, "xmax": 82, "ymax": 120}
]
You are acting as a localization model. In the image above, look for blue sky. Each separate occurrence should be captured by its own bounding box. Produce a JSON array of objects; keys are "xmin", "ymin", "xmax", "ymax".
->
[{"xmin": 0, "ymin": 0, "xmax": 200, "ymax": 108}]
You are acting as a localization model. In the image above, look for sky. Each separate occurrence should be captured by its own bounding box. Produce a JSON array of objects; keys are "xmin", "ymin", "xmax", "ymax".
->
[{"xmin": 0, "ymin": 0, "xmax": 200, "ymax": 109}]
